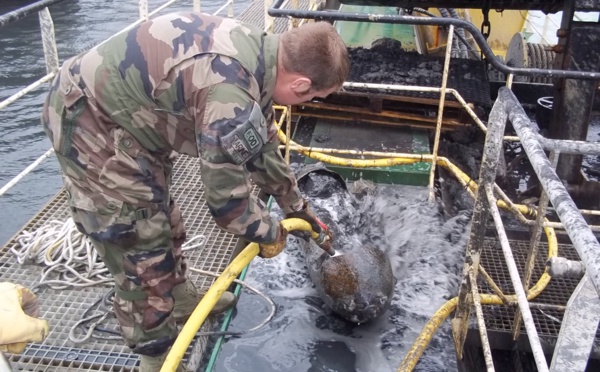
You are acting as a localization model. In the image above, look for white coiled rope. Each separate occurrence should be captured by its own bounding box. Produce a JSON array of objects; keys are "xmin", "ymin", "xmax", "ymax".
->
[
  {"xmin": 11, "ymin": 218, "xmax": 275, "ymax": 342},
  {"xmin": 11, "ymin": 218, "xmax": 207, "ymax": 290}
]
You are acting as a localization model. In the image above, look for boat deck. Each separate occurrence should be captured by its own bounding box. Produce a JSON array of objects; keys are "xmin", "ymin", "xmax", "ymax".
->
[{"xmin": 0, "ymin": 1, "xmax": 595, "ymax": 371}]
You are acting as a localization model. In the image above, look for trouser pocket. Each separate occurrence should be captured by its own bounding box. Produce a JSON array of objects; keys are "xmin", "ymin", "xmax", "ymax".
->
[{"xmin": 70, "ymin": 202, "xmax": 187, "ymax": 356}]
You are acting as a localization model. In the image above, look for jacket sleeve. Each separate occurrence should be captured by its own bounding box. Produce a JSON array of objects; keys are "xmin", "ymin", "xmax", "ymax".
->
[
  {"xmin": 245, "ymin": 144, "xmax": 304, "ymax": 214},
  {"xmin": 196, "ymin": 82, "xmax": 280, "ymax": 244}
]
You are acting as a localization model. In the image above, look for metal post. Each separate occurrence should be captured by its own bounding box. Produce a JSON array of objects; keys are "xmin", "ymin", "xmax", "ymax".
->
[
  {"xmin": 511, "ymin": 151, "xmax": 558, "ymax": 340},
  {"xmin": 285, "ymin": 107, "xmax": 292, "ymax": 164},
  {"xmin": 550, "ymin": 18, "xmax": 600, "ymax": 183},
  {"xmin": 428, "ymin": 25, "xmax": 453, "ymax": 202},
  {"xmin": 550, "ymin": 275, "xmax": 600, "ymax": 372},
  {"xmin": 194, "ymin": 0, "xmax": 201, "ymax": 12},
  {"xmin": 264, "ymin": 0, "xmax": 274, "ymax": 32},
  {"xmin": 139, "ymin": 0, "xmax": 148, "ymax": 20},
  {"xmin": 227, "ymin": 0, "xmax": 234, "ymax": 18},
  {"xmin": 451, "ymin": 93, "xmax": 507, "ymax": 360},
  {"xmin": 38, "ymin": 7, "xmax": 59, "ymax": 75},
  {"xmin": 469, "ymin": 269, "xmax": 495, "ymax": 372},
  {"xmin": 290, "ymin": 0, "xmax": 299, "ymax": 28},
  {"xmin": 486, "ymin": 184, "xmax": 549, "ymax": 372},
  {"xmin": 506, "ymin": 73, "xmax": 514, "ymax": 89}
]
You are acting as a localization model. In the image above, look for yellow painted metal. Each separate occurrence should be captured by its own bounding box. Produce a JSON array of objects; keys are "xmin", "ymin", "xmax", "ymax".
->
[
  {"xmin": 417, "ymin": 9, "xmax": 527, "ymax": 58},
  {"xmin": 268, "ymin": 119, "xmax": 559, "ymax": 372},
  {"xmin": 397, "ymin": 224, "xmax": 557, "ymax": 372},
  {"xmin": 467, "ymin": 9, "xmax": 527, "ymax": 58}
]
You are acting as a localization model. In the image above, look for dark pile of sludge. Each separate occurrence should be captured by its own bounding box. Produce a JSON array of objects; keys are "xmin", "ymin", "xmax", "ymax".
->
[{"xmin": 346, "ymin": 39, "xmax": 492, "ymax": 107}]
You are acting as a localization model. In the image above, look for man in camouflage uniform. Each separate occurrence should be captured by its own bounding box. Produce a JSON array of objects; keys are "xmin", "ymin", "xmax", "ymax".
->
[{"xmin": 41, "ymin": 11, "xmax": 349, "ymax": 371}]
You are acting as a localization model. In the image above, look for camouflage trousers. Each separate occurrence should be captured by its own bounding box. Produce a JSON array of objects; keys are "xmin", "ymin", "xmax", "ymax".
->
[{"xmin": 42, "ymin": 58, "xmax": 188, "ymax": 357}]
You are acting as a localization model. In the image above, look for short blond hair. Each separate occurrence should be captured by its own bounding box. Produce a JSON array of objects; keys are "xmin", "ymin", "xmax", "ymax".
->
[{"xmin": 280, "ymin": 22, "xmax": 349, "ymax": 91}]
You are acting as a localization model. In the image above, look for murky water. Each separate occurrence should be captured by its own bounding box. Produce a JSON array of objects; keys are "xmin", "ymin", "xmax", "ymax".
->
[
  {"xmin": 214, "ymin": 177, "xmax": 469, "ymax": 372},
  {"xmin": 0, "ymin": 0, "xmax": 250, "ymax": 246}
]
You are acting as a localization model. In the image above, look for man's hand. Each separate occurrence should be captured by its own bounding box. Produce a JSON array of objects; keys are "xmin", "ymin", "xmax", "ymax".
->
[
  {"xmin": 285, "ymin": 200, "xmax": 322, "ymax": 241},
  {"xmin": 258, "ymin": 223, "xmax": 288, "ymax": 258}
]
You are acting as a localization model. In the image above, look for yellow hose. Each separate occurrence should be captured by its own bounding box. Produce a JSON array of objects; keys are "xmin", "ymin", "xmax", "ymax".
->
[
  {"xmin": 161, "ymin": 218, "xmax": 316, "ymax": 372},
  {"xmin": 398, "ymin": 223, "xmax": 557, "ymax": 372}
]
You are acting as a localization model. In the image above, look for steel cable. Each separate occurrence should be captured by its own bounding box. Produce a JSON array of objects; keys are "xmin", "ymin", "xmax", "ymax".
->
[{"xmin": 68, "ymin": 271, "xmax": 276, "ymax": 343}]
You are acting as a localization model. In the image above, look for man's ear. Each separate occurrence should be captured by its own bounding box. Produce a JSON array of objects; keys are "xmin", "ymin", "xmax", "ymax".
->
[{"xmin": 290, "ymin": 77, "xmax": 312, "ymax": 94}]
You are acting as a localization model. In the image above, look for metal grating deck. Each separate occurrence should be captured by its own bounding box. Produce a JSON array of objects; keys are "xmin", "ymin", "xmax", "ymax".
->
[
  {"xmin": 0, "ymin": 155, "xmax": 242, "ymax": 371},
  {"xmin": 479, "ymin": 238, "xmax": 598, "ymax": 340},
  {"xmin": 236, "ymin": 0, "xmax": 312, "ymax": 33}
]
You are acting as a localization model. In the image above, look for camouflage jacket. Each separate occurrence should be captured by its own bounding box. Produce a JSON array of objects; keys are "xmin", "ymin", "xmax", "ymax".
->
[{"xmin": 70, "ymin": 12, "xmax": 303, "ymax": 244}]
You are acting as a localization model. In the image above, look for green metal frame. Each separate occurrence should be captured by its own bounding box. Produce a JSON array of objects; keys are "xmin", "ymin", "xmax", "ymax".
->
[
  {"xmin": 335, "ymin": 5, "xmax": 418, "ymax": 50},
  {"xmin": 307, "ymin": 120, "xmax": 431, "ymax": 186}
]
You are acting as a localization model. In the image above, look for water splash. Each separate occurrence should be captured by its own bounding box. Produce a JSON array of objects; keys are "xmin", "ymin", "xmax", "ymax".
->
[{"xmin": 216, "ymin": 181, "xmax": 470, "ymax": 372}]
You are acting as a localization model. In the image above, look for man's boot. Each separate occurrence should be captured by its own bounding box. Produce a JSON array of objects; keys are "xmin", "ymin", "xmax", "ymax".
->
[{"xmin": 172, "ymin": 280, "xmax": 237, "ymax": 323}]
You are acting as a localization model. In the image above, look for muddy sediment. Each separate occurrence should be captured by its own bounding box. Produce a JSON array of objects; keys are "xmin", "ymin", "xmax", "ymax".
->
[{"xmin": 347, "ymin": 42, "xmax": 492, "ymax": 107}]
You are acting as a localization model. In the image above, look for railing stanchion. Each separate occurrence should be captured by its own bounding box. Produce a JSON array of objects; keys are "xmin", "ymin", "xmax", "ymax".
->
[
  {"xmin": 38, "ymin": 7, "xmax": 59, "ymax": 75},
  {"xmin": 428, "ymin": 24, "xmax": 453, "ymax": 202},
  {"xmin": 139, "ymin": 0, "xmax": 149, "ymax": 20}
]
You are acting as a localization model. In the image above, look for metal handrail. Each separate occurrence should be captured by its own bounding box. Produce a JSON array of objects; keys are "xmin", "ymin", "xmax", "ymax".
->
[
  {"xmin": 267, "ymin": 0, "xmax": 600, "ymax": 80},
  {"xmin": 0, "ymin": 0, "xmax": 69, "ymax": 27},
  {"xmin": 499, "ymin": 87, "xmax": 600, "ymax": 296},
  {"xmin": 476, "ymin": 87, "xmax": 600, "ymax": 372}
]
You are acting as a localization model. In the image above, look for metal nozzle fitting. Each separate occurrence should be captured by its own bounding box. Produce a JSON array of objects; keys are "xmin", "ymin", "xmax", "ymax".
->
[{"xmin": 314, "ymin": 231, "xmax": 336, "ymax": 256}]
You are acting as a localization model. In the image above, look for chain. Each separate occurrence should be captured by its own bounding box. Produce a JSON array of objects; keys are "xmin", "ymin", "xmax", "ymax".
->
[{"xmin": 481, "ymin": 3, "xmax": 491, "ymax": 40}]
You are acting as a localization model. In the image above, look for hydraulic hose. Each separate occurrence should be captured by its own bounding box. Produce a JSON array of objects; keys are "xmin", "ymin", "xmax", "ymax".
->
[
  {"xmin": 398, "ymin": 224, "xmax": 557, "ymax": 372},
  {"xmin": 161, "ymin": 218, "xmax": 318, "ymax": 372}
]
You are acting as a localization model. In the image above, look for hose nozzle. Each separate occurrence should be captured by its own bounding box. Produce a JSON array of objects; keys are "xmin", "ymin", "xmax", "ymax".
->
[
  {"xmin": 314, "ymin": 230, "xmax": 335, "ymax": 256},
  {"xmin": 312, "ymin": 217, "xmax": 338, "ymax": 256}
]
